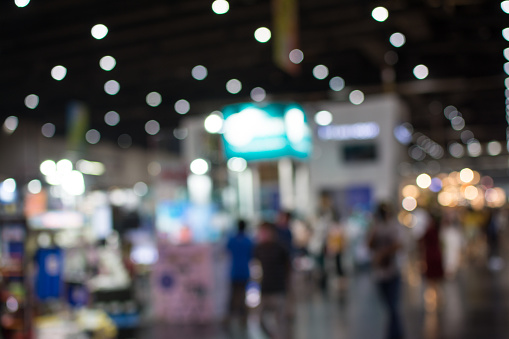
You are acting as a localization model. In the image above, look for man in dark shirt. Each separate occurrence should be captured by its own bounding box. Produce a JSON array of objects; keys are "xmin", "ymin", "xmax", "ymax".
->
[{"xmin": 253, "ymin": 222, "xmax": 291, "ymax": 339}]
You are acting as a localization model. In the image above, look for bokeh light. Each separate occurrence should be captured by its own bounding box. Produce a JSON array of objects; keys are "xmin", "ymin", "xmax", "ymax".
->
[
  {"xmin": 313, "ymin": 65, "xmax": 329, "ymax": 80},
  {"xmin": 15, "ymin": 0, "xmax": 30, "ymax": 7},
  {"xmin": 349, "ymin": 90, "xmax": 365, "ymax": 105},
  {"xmin": 133, "ymin": 182, "xmax": 148, "ymax": 197},
  {"xmin": 191, "ymin": 65, "xmax": 208, "ymax": 80},
  {"xmin": 212, "ymin": 0, "xmax": 229, "ymax": 14},
  {"xmin": 402, "ymin": 196, "xmax": 417, "ymax": 211},
  {"xmin": 99, "ymin": 56, "xmax": 116, "ymax": 71},
  {"xmin": 429, "ymin": 177, "xmax": 443, "ymax": 193},
  {"xmin": 329, "ymin": 76, "xmax": 345, "ymax": 91},
  {"xmin": 416, "ymin": 173, "xmax": 432, "ymax": 188},
  {"xmin": 91, "ymin": 24, "xmax": 108, "ymax": 40},
  {"xmin": 448, "ymin": 142, "xmax": 464, "ymax": 158},
  {"xmin": 204, "ymin": 112, "xmax": 224, "ymax": 134},
  {"xmin": 104, "ymin": 80, "xmax": 120, "ymax": 95},
  {"xmin": 226, "ymin": 79, "xmax": 242, "ymax": 94},
  {"xmin": 254, "ymin": 27, "xmax": 271, "ymax": 43},
  {"xmin": 390, "ymin": 32, "xmax": 406, "ymax": 47},
  {"xmin": 51, "ymin": 65, "xmax": 67, "ymax": 81},
  {"xmin": 250, "ymin": 87, "xmax": 266, "ymax": 102},
  {"xmin": 190, "ymin": 158, "xmax": 209, "ymax": 175},
  {"xmin": 372, "ymin": 7, "xmax": 389, "ymax": 22},
  {"xmin": 503, "ymin": 28, "xmax": 509, "ymax": 41},
  {"xmin": 487, "ymin": 141, "xmax": 502, "ymax": 156},
  {"xmin": 463, "ymin": 185, "xmax": 479, "ymax": 200},
  {"xmin": 145, "ymin": 120, "xmax": 160, "ymax": 135},
  {"xmin": 40, "ymin": 160, "xmax": 56, "ymax": 176},
  {"xmin": 41, "ymin": 123, "xmax": 55, "ymax": 138},
  {"xmin": 86, "ymin": 129, "xmax": 101, "ymax": 144},
  {"xmin": 174, "ymin": 99, "xmax": 190, "ymax": 114},
  {"xmin": 173, "ymin": 128, "xmax": 188, "ymax": 140},
  {"xmin": 118, "ymin": 134, "xmax": 132, "ymax": 148},
  {"xmin": 467, "ymin": 140, "xmax": 482, "ymax": 157},
  {"xmin": 227, "ymin": 157, "xmax": 248, "ymax": 172},
  {"xmin": 104, "ymin": 111, "xmax": 120, "ymax": 126},
  {"xmin": 413, "ymin": 64, "xmax": 429, "ymax": 79},
  {"xmin": 314, "ymin": 111, "xmax": 333, "ymax": 126},
  {"xmin": 402, "ymin": 185, "xmax": 420, "ymax": 198},
  {"xmin": 3, "ymin": 116, "xmax": 18, "ymax": 134},
  {"xmin": 459, "ymin": 168, "xmax": 474, "ymax": 183},
  {"xmin": 502, "ymin": 1, "xmax": 509, "ymax": 14},
  {"xmin": 25, "ymin": 94, "xmax": 39, "ymax": 109},
  {"xmin": 148, "ymin": 161, "xmax": 161, "ymax": 176},
  {"xmin": 27, "ymin": 179, "xmax": 42, "ymax": 194},
  {"xmin": 289, "ymin": 49, "xmax": 304, "ymax": 64},
  {"xmin": 146, "ymin": 92, "xmax": 162, "ymax": 107}
]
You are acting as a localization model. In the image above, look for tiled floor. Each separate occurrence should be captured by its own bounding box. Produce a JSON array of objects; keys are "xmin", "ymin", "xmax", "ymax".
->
[{"xmin": 131, "ymin": 242, "xmax": 509, "ymax": 339}]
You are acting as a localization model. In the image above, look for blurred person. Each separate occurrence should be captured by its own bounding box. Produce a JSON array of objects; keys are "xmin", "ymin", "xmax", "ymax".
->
[
  {"xmin": 440, "ymin": 210, "xmax": 464, "ymax": 280},
  {"xmin": 326, "ymin": 217, "xmax": 348, "ymax": 293},
  {"xmin": 461, "ymin": 206, "xmax": 485, "ymax": 263},
  {"xmin": 276, "ymin": 210, "xmax": 294, "ymax": 256},
  {"xmin": 225, "ymin": 219, "xmax": 254, "ymax": 325},
  {"xmin": 419, "ymin": 211, "xmax": 444, "ymax": 313},
  {"xmin": 368, "ymin": 202, "xmax": 404, "ymax": 339},
  {"xmin": 253, "ymin": 222, "xmax": 291, "ymax": 339},
  {"xmin": 485, "ymin": 208, "xmax": 504, "ymax": 271},
  {"xmin": 308, "ymin": 192, "xmax": 339, "ymax": 291}
]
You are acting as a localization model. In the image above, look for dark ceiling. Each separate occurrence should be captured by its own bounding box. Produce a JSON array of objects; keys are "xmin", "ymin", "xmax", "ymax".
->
[{"xmin": 1, "ymin": 0, "xmax": 507, "ymax": 153}]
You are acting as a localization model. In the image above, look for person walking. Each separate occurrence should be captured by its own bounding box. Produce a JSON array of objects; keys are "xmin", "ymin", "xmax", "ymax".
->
[
  {"xmin": 226, "ymin": 219, "xmax": 254, "ymax": 326},
  {"xmin": 253, "ymin": 222, "xmax": 292, "ymax": 339},
  {"xmin": 368, "ymin": 203, "xmax": 404, "ymax": 339}
]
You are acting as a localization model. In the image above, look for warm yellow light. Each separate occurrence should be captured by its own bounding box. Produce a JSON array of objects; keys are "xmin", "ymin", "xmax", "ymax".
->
[
  {"xmin": 402, "ymin": 185, "xmax": 420, "ymax": 198},
  {"xmin": 459, "ymin": 168, "xmax": 474, "ymax": 183},
  {"xmin": 402, "ymin": 197, "xmax": 417, "ymax": 211},
  {"xmin": 463, "ymin": 185, "xmax": 478, "ymax": 200},
  {"xmin": 438, "ymin": 192, "xmax": 453, "ymax": 207},
  {"xmin": 416, "ymin": 173, "xmax": 432, "ymax": 189},
  {"xmin": 471, "ymin": 171, "xmax": 481, "ymax": 185}
]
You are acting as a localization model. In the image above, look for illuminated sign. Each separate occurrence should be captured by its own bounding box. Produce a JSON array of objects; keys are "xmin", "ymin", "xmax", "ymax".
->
[
  {"xmin": 317, "ymin": 122, "xmax": 380, "ymax": 141},
  {"xmin": 221, "ymin": 103, "xmax": 312, "ymax": 161}
]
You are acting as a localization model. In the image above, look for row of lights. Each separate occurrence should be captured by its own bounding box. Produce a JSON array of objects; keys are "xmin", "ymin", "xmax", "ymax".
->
[
  {"xmin": 502, "ymin": 2, "xmax": 509, "ymax": 149},
  {"xmin": 11, "ymin": 1, "xmax": 432, "ymax": 149}
]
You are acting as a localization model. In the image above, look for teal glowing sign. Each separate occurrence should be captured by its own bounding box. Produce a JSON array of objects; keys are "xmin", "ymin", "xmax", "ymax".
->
[{"xmin": 221, "ymin": 102, "xmax": 312, "ymax": 161}]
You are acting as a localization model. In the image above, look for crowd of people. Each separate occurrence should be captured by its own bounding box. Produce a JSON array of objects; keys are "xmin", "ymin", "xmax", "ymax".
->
[{"xmin": 223, "ymin": 199, "xmax": 507, "ymax": 339}]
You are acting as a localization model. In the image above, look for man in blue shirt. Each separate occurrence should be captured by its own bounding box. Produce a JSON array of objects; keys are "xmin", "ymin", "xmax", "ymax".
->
[{"xmin": 226, "ymin": 219, "xmax": 254, "ymax": 324}]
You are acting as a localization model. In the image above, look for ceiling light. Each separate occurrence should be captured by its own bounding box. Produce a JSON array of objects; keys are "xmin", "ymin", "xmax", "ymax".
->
[
  {"xmin": 41, "ymin": 123, "xmax": 55, "ymax": 138},
  {"xmin": 389, "ymin": 32, "xmax": 406, "ymax": 47},
  {"xmin": 372, "ymin": 7, "xmax": 389, "ymax": 22},
  {"xmin": 349, "ymin": 90, "xmax": 365, "ymax": 105},
  {"xmin": 86, "ymin": 129, "xmax": 101, "ymax": 144},
  {"xmin": 329, "ymin": 76, "xmax": 345, "ymax": 91},
  {"xmin": 413, "ymin": 64, "xmax": 429, "ymax": 79},
  {"xmin": 191, "ymin": 65, "xmax": 208, "ymax": 80},
  {"xmin": 51, "ymin": 65, "xmax": 67, "ymax": 81},
  {"xmin": 104, "ymin": 111, "xmax": 120, "ymax": 126},
  {"xmin": 226, "ymin": 79, "xmax": 242, "ymax": 94},
  {"xmin": 15, "ymin": 0, "xmax": 30, "ymax": 7},
  {"xmin": 104, "ymin": 80, "xmax": 120, "ymax": 95},
  {"xmin": 174, "ymin": 99, "xmax": 190, "ymax": 114},
  {"xmin": 313, "ymin": 65, "xmax": 329, "ymax": 80},
  {"xmin": 25, "ymin": 94, "xmax": 39, "ymax": 109},
  {"xmin": 99, "ymin": 56, "xmax": 116, "ymax": 71},
  {"xmin": 289, "ymin": 49, "xmax": 304, "ymax": 64},
  {"xmin": 91, "ymin": 24, "xmax": 108, "ymax": 40},
  {"xmin": 250, "ymin": 87, "xmax": 266, "ymax": 102},
  {"xmin": 145, "ymin": 120, "xmax": 160, "ymax": 135},
  {"xmin": 314, "ymin": 111, "xmax": 333, "ymax": 126},
  {"xmin": 212, "ymin": 0, "xmax": 229, "ymax": 14},
  {"xmin": 146, "ymin": 92, "xmax": 162, "ymax": 107}
]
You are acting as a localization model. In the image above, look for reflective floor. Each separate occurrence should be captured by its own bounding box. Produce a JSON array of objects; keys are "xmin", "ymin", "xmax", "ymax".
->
[{"xmin": 130, "ymin": 245, "xmax": 509, "ymax": 339}]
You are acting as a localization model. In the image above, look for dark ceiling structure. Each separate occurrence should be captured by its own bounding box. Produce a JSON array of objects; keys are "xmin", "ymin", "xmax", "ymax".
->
[{"xmin": 1, "ymin": 0, "xmax": 507, "ymax": 153}]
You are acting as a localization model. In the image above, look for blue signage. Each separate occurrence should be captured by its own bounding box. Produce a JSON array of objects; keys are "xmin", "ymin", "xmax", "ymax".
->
[{"xmin": 221, "ymin": 102, "xmax": 312, "ymax": 161}]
